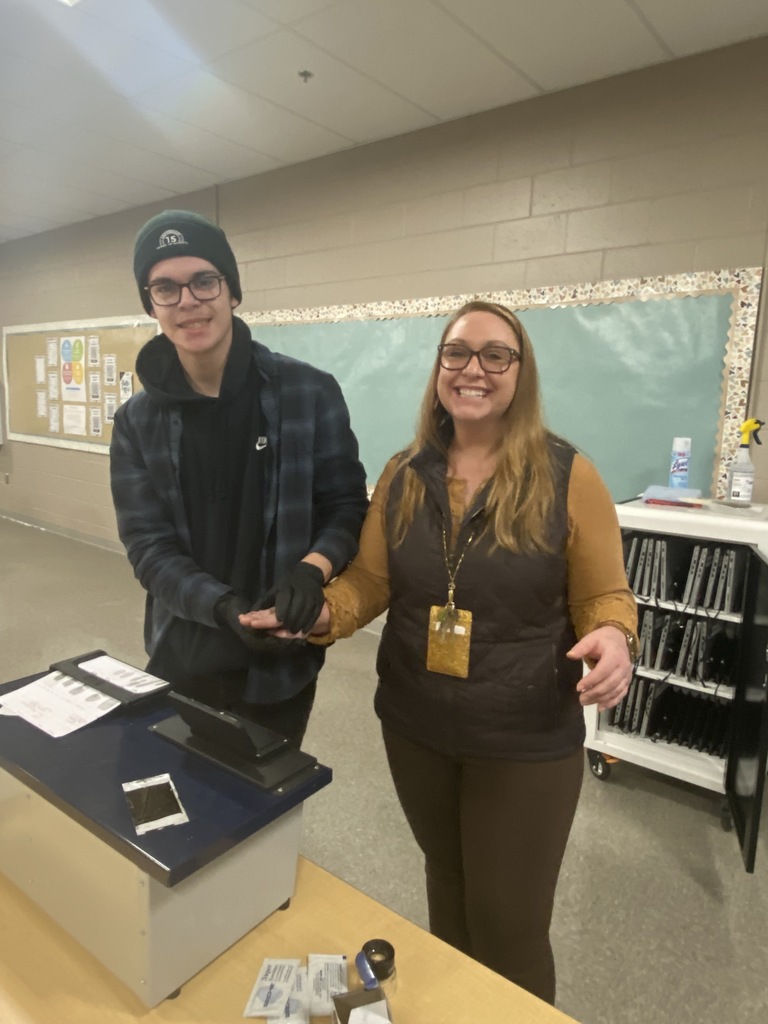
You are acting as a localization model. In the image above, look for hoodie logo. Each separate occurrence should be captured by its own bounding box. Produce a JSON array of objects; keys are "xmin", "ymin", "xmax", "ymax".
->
[
  {"xmin": 255, "ymin": 436, "xmax": 268, "ymax": 451},
  {"xmin": 157, "ymin": 229, "xmax": 188, "ymax": 250}
]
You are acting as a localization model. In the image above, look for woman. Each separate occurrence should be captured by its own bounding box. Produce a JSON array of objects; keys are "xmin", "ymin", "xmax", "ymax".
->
[{"xmin": 244, "ymin": 300, "xmax": 637, "ymax": 1004}]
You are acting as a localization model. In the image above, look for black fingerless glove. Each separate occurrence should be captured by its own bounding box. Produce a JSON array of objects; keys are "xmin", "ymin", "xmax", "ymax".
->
[
  {"xmin": 268, "ymin": 562, "xmax": 326, "ymax": 634},
  {"xmin": 213, "ymin": 593, "xmax": 302, "ymax": 653}
]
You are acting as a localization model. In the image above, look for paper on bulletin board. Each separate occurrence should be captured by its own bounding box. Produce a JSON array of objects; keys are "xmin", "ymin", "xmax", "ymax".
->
[
  {"xmin": 62, "ymin": 404, "xmax": 86, "ymax": 436},
  {"xmin": 87, "ymin": 334, "xmax": 100, "ymax": 366},
  {"xmin": 60, "ymin": 336, "xmax": 86, "ymax": 402}
]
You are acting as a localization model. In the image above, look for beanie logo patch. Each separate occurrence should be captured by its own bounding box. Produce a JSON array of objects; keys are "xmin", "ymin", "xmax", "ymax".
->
[{"xmin": 156, "ymin": 229, "xmax": 188, "ymax": 250}]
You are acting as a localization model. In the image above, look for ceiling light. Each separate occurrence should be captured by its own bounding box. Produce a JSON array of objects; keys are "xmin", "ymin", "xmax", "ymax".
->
[{"xmin": 57, "ymin": 0, "xmax": 84, "ymax": 7}]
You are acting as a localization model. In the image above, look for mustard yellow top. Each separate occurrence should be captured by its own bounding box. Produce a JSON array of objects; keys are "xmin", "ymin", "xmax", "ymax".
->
[{"xmin": 317, "ymin": 452, "xmax": 637, "ymax": 645}]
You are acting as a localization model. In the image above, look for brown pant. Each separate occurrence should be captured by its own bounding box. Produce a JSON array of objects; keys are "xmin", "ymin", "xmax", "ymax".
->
[{"xmin": 382, "ymin": 727, "xmax": 584, "ymax": 1004}]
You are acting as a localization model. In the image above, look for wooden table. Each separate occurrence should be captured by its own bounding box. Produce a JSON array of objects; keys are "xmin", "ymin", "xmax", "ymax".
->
[{"xmin": 0, "ymin": 855, "xmax": 579, "ymax": 1024}]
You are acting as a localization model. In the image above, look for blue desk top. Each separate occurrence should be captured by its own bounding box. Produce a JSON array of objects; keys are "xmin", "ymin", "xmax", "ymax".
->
[{"xmin": 0, "ymin": 675, "xmax": 332, "ymax": 886}]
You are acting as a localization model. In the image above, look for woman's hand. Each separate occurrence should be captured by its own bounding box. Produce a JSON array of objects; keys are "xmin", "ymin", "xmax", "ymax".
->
[
  {"xmin": 239, "ymin": 602, "xmax": 331, "ymax": 638},
  {"xmin": 566, "ymin": 625, "xmax": 633, "ymax": 712}
]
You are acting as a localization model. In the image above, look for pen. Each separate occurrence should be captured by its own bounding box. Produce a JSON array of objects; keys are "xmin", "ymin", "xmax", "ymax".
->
[{"xmin": 645, "ymin": 498, "xmax": 703, "ymax": 509}]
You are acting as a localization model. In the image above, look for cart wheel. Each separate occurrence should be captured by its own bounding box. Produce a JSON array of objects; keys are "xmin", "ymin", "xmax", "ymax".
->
[
  {"xmin": 719, "ymin": 801, "xmax": 733, "ymax": 833},
  {"xmin": 587, "ymin": 750, "xmax": 611, "ymax": 781}
]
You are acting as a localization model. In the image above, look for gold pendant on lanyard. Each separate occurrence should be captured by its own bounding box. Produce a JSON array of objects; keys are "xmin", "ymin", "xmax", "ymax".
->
[{"xmin": 427, "ymin": 525, "xmax": 474, "ymax": 678}]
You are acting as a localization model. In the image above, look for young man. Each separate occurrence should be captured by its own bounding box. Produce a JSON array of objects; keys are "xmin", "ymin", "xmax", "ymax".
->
[{"xmin": 110, "ymin": 210, "xmax": 368, "ymax": 744}]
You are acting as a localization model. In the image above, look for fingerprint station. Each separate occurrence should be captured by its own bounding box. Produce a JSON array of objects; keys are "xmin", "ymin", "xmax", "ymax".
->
[{"xmin": 0, "ymin": 657, "xmax": 331, "ymax": 1007}]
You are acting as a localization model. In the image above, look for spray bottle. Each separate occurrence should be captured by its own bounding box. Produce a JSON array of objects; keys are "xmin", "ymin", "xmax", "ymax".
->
[
  {"xmin": 727, "ymin": 417, "xmax": 764, "ymax": 506},
  {"xmin": 669, "ymin": 437, "xmax": 692, "ymax": 489}
]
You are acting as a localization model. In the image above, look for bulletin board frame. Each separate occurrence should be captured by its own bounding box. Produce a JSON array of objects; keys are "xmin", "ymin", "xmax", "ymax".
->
[{"xmin": 2, "ymin": 314, "xmax": 156, "ymax": 454}]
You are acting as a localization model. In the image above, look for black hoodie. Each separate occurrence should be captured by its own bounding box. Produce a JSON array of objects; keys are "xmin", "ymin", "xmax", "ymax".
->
[{"xmin": 135, "ymin": 317, "xmax": 265, "ymax": 602}]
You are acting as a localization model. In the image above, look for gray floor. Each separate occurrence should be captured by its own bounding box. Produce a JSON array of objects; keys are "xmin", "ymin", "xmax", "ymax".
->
[{"xmin": 2, "ymin": 514, "xmax": 767, "ymax": 1023}]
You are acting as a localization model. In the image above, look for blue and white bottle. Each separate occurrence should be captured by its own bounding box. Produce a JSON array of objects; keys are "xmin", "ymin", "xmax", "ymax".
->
[{"xmin": 669, "ymin": 437, "xmax": 691, "ymax": 489}]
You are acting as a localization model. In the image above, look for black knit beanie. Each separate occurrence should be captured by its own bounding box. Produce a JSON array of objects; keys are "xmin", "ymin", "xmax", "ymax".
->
[{"xmin": 133, "ymin": 210, "xmax": 242, "ymax": 314}]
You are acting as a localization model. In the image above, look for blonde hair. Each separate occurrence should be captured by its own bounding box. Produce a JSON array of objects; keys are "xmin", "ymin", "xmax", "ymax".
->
[{"xmin": 390, "ymin": 300, "xmax": 556, "ymax": 552}]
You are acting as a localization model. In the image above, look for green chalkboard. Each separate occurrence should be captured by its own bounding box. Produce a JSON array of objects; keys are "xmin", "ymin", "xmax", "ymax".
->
[
  {"xmin": 248, "ymin": 275, "xmax": 759, "ymax": 501},
  {"xmin": 522, "ymin": 295, "xmax": 731, "ymax": 500}
]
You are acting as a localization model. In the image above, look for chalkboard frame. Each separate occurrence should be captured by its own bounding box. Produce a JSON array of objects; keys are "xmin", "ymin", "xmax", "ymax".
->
[
  {"xmin": 242, "ymin": 268, "xmax": 761, "ymax": 500},
  {"xmin": 2, "ymin": 269, "xmax": 761, "ymax": 500}
]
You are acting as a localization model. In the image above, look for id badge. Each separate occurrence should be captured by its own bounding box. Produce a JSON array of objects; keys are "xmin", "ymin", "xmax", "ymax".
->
[{"xmin": 427, "ymin": 605, "xmax": 472, "ymax": 678}]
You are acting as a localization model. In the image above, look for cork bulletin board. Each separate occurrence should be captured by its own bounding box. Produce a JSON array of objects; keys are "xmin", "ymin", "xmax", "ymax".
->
[{"xmin": 2, "ymin": 317, "xmax": 155, "ymax": 452}]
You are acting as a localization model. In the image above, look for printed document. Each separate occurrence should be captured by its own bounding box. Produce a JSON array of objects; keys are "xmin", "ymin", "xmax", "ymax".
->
[{"xmin": 0, "ymin": 672, "xmax": 119, "ymax": 737}]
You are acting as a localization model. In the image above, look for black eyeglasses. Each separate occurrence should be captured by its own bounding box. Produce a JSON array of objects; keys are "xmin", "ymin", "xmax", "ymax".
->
[
  {"xmin": 438, "ymin": 342, "xmax": 521, "ymax": 374},
  {"xmin": 145, "ymin": 273, "xmax": 226, "ymax": 306}
]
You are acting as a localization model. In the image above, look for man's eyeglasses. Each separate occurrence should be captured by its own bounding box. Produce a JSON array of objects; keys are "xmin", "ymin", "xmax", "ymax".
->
[
  {"xmin": 145, "ymin": 273, "xmax": 225, "ymax": 306},
  {"xmin": 438, "ymin": 342, "xmax": 521, "ymax": 374}
]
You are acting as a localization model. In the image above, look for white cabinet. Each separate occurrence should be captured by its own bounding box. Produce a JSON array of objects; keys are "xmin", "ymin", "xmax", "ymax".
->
[{"xmin": 584, "ymin": 501, "xmax": 768, "ymax": 871}]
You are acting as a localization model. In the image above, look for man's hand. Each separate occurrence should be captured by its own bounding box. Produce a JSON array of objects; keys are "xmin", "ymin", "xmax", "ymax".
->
[
  {"xmin": 214, "ymin": 593, "xmax": 304, "ymax": 652},
  {"xmin": 254, "ymin": 562, "xmax": 326, "ymax": 635}
]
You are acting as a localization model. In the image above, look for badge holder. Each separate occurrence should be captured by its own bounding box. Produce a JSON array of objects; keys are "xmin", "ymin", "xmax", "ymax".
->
[{"xmin": 426, "ymin": 526, "xmax": 474, "ymax": 679}]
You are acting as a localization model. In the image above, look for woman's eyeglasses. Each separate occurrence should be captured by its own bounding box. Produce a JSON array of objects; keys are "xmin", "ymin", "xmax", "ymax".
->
[{"xmin": 438, "ymin": 342, "xmax": 521, "ymax": 374}]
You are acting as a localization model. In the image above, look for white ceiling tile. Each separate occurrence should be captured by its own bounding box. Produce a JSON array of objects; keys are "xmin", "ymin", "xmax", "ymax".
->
[
  {"xmin": 238, "ymin": 0, "xmax": 343, "ymax": 25},
  {"xmin": 0, "ymin": 116, "xmax": 220, "ymax": 198},
  {"xmin": 0, "ymin": 51, "xmax": 53, "ymax": 108},
  {"xmin": 0, "ymin": 170, "xmax": 130, "ymax": 218},
  {"xmin": 632, "ymin": 0, "xmax": 768, "ymax": 56},
  {"xmin": 137, "ymin": 69, "xmax": 353, "ymax": 162},
  {"xmin": 0, "ymin": 199, "xmax": 66, "ymax": 229},
  {"xmin": 0, "ymin": 137, "xmax": 88, "ymax": 180},
  {"xmin": 84, "ymin": 0, "xmax": 276, "ymax": 63},
  {"xmin": 12, "ymin": 74, "xmax": 117, "ymax": 126},
  {"xmin": 2, "ymin": 0, "xmax": 80, "ymax": 61},
  {"xmin": 0, "ymin": 213, "xmax": 65, "ymax": 240},
  {"xmin": 0, "ymin": 50, "xmax": 112, "ymax": 126},
  {"xmin": 0, "ymin": 193, "xmax": 84, "ymax": 227},
  {"xmin": 4, "ymin": 0, "xmax": 200, "ymax": 97},
  {"xmin": 209, "ymin": 30, "xmax": 437, "ymax": 142},
  {"xmin": 294, "ymin": 0, "xmax": 538, "ymax": 118},
  {"xmin": 2, "ymin": 0, "xmax": 768, "ymax": 243},
  {"xmin": 0, "ymin": 226, "xmax": 27, "ymax": 243},
  {"xmin": 436, "ymin": 0, "xmax": 670, "ymax": 91},
  {"xmin": 82, "ymin": 102, "xmax": 284, "ymax": 180},
  {"xmin": 1, "ymin": 146, "xmax": 177, "ymax": 207},
  {"xmin": 0, "ymin": 103, "xmax": 69, "ymax": 148},
  {"xmin": 69, "ymin": 137, "xmax": 222, "ymax": 194},
  {"xmin": 0, "ymin": 139, "xmax": 22, "ymax": 162}
]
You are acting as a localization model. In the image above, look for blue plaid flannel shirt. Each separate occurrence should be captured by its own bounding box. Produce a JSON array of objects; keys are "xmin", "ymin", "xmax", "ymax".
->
[{"xmin": 110, "ymin": 334, "xmax": 368, "ymax": 702}]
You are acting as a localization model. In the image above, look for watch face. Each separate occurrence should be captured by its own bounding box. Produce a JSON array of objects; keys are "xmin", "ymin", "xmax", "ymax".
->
[{"xmin": 627, "ymin": 634, "xmax": 639, "ymax": 660}]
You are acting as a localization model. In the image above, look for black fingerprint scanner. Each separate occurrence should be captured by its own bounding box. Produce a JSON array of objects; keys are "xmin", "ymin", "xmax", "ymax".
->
[{"xmin": 150, "ymin": 691, "xmax": 318, "ymax": 793}]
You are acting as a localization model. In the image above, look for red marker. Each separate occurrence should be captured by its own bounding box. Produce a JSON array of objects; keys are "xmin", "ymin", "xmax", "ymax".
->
[{"xmin": 645, "ymin": 498, "xmax": 703, "ymax": 509}]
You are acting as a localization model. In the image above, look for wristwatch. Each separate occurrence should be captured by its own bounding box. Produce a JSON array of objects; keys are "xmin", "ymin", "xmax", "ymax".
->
[
  {"xmin": 622, "ymin": 630, "xmax": 640, "ymax": 662},
  {"xmin": 599, "ymin": 621, "xmax": 639, "ymax": 662}
]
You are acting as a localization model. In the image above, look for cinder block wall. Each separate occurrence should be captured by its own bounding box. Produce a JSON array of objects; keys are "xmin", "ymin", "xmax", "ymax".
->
[{"xmin": 1, "ymin": 38, "xmax": 767, "ymax": 546}]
